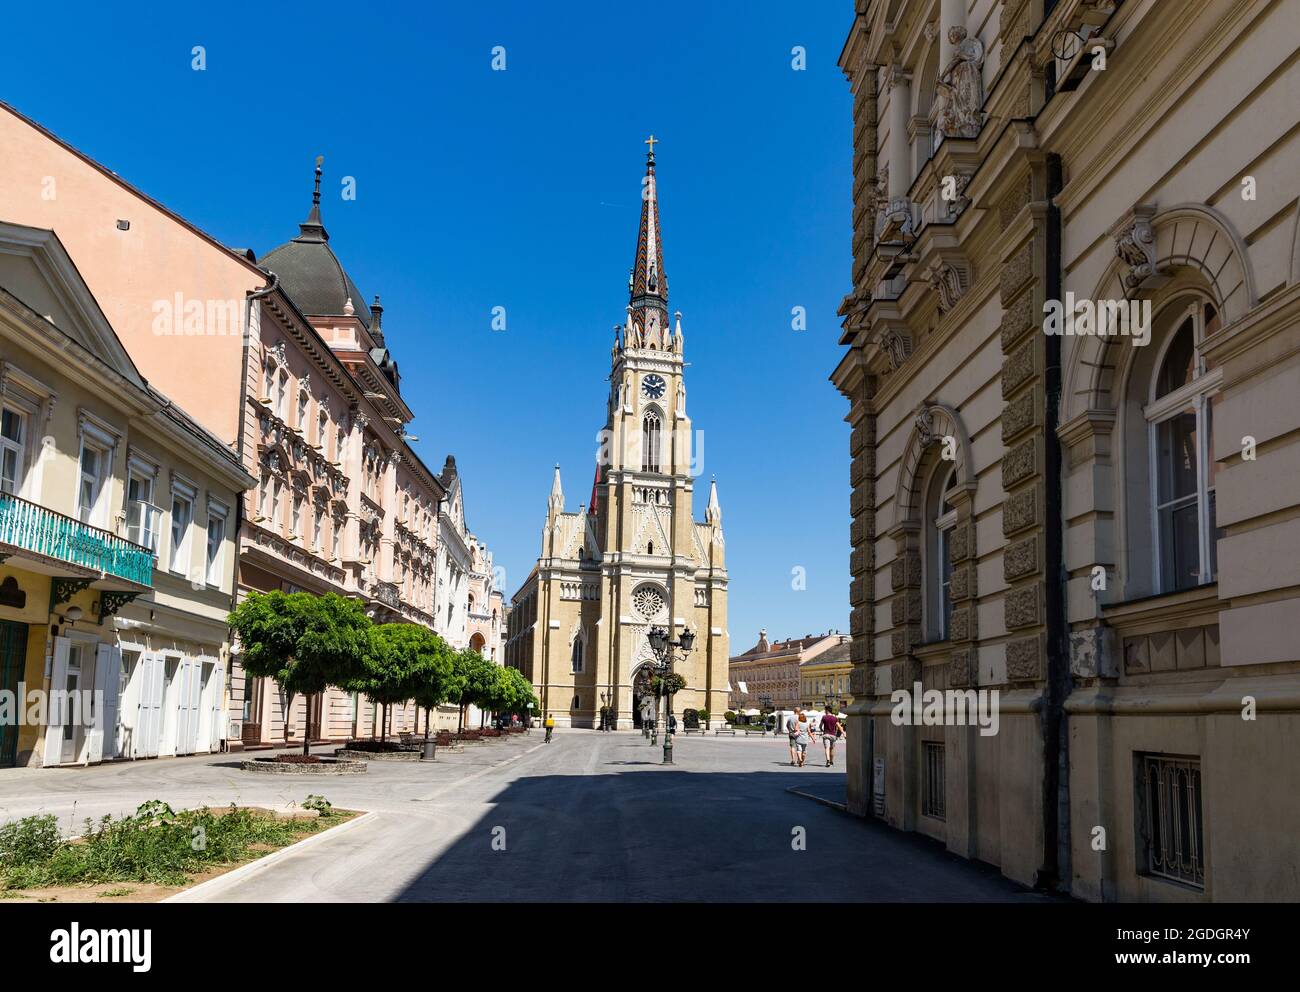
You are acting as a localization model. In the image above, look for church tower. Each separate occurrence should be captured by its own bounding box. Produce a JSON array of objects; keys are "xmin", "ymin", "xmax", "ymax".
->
[{"xmin": 508, "ymin": 139, "xmax": 730, "ymax": 729}]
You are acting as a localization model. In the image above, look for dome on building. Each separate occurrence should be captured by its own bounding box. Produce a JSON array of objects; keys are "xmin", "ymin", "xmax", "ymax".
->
[{"xmin": 260, "ymin": 159, "xmax": 373, "ymax": 329}]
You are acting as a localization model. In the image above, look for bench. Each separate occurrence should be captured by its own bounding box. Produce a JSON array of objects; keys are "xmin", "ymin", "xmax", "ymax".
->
[
  {"xmin": 714, "ymin": 726, "xmax": 737, "ymax": 736},
  {"xmin": 681, "ymin": 727, "xmax": 706, "ymax": 735},
  {"xmin": 743, "ymin": 728, "xmax": 769, "ymax": 736}
]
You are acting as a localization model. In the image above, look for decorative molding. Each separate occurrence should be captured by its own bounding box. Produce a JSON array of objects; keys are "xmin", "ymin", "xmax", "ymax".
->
[{"xmin": 1112, "ymin": 203, "xmax": 1160, "ymax": 290}]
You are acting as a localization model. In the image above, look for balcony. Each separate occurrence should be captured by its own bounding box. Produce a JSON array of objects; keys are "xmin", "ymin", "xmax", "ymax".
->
[{"xmin": 0, "ymin": 493, "xmax": 153, "ymax": 589}]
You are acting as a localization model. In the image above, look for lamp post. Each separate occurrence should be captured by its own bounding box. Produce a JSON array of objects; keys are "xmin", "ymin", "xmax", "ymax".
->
[{"xmin": 647, "ymin": 625, "xmax": 696, "ymax": 765}]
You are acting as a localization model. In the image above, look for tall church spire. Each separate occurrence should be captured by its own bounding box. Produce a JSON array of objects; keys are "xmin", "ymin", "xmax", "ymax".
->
[{"xmin": 628, "ymin": 136, "xmax": 669, "ymax": 343}]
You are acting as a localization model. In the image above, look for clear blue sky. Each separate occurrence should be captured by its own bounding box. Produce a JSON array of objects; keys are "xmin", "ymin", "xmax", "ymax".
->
[{"xmin": 3, "ymin": 0, "xmax": 854, "ymax": 651}]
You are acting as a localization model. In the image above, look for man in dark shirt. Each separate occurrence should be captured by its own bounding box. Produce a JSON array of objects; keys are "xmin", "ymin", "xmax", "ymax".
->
[{"xmin": 821, "ymin": 706, "xmax": 841, "ymax": 767}]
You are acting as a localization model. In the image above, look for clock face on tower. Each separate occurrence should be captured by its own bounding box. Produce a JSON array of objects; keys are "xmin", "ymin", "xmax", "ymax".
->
[{"xmin": 642, "ymin": 374, "xmax": 667, "ymax": 400}]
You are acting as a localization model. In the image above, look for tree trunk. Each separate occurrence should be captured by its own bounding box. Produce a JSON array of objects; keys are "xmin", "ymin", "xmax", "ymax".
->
[
  {"xmin": 423, "ymin": 706, "xmax": 431, "ymax": 742},
  {"xmin": 382, "ymin": 703, "xmax": 388, "ymax": 741},
  {"xmin": 458, "ymin": 701, "xmax": 465, "ymax": 733}
]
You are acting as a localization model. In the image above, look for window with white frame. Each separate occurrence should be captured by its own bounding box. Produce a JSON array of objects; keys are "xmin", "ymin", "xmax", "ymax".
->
[
  {"xmin": 125, "ymin": 462, "xmax": 160, "ymax": 553},
  {"xmin": 291, "ymin": 492, "xmax": 304, "ymax": 537},
  {"xmin": 1146, "ymin": 302, "xmax": 1223, "ymax": 593},
  {"xmin": 318, "ymin": 409, "xmax": 328, "ymax": 448},
  {"xmin": 77, "ymin": 430, "xmax": 113, "ymax": 527},
  {"xmin": 169, "ymin": 481, "xmax": 195, "ymax": 575},
  {"xmin": 331, "ymin": 513, "xmax": 342, "ymax": 559},
  {"xmin": 275, "ymin": 369, "xmax": 289, "ymax": 419},
  {"xmin": 257, "ymin": 470, "xmax": 270, "ymax": 520},
  {"xmin": 297, "ymin": 387, "xmax": 309, "ymax": 432},
  {"xmin": 312, "ymin": 504, "xmax": 323, "ymax": 549},
  {"xmin": 205, "ymin": 501, "xmax": 227, "ymax": 586},
  {"xmin": 271, "ymin": 478, "xmax": 283, "ymax": 529},
  {"xmin": 0, "ymin": 406, "xmax": 28, "ymax": 496},
  {"xmin": 926, "ymin": 465, "xmax": 957, "ymax": 642}
]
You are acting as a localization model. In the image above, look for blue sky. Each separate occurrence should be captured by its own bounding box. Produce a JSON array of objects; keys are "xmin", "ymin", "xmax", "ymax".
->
[{"xmin": 3, "ymin": 0, "xmax": 854, "ymax": 651}]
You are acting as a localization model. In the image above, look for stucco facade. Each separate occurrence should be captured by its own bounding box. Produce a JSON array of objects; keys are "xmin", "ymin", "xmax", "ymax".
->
[
  {"xmin": 833, "ymin": 0, "xmax": 1300, "ymax": 900},
  {"xmin": 0, "ymin": 222, "xmax": 251, "ymax": 768},
  {"xmin": 0, "ymin": 104, "xmax": 498, "ymax": 749}
]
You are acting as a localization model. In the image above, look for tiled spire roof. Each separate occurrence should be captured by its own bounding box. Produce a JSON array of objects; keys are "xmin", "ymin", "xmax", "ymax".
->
[{"xmin": 629, "ymin": 135, "xmax": 668, "ymax": 319}]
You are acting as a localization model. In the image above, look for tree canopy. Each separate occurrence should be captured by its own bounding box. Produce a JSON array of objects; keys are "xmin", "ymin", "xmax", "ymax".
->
[{"xmin": 227, "ymin": 591, "xmax": 373, "ymax": 753}]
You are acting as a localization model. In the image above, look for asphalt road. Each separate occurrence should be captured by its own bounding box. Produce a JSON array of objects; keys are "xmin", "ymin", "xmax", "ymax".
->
[{"xmin": 0, "ymin": 730, "xmax": 1052, "ymax": 903}]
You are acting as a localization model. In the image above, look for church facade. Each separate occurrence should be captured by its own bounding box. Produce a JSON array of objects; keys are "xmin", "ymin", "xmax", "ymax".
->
[{"xmin": 506, "ymin": 143, "xmax": 730, "ymax": 729}]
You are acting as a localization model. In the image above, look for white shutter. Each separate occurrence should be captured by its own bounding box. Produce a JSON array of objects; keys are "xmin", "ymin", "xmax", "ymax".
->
[
  {"xmin": 43, "ymin": 638, "xmax": 71, "ymax": 767},
  {"xmin": 86, "ymin": 643, "xmax": 117, "ymax": 763},
  {"xmin": 209, "ymin": 666, "xmax": 226, "ymax": 752},
  {"xmin": 101, "ymin": 644, "xmax": 122, "ymax": 760},
  {"xmin": 146, "ymin": 654, "xmax": 165, "ymax": 758},
  {"xmin": 174, "ymin": 660, "xmax": 191, "ymax": 755},
  {"xmin": 186, "ymin": 659, "xmax": 203, "ymax": 754}
]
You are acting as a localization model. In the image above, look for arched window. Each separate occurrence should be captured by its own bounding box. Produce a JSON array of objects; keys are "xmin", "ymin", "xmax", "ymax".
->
[
  {"xmin": 926, "ymin": 465, "xmax": 957, "ymax": 642},
  {"xmin": 1146, "ymin": 302, "xmax": 1222, "ymax": 592},
  {"xmin": 571, "ymin": 636, "xmax": 584, "ymax": 674},
  {"xmin": 642, "ymin": 409, "xmax": 662, "ymax": 473}
]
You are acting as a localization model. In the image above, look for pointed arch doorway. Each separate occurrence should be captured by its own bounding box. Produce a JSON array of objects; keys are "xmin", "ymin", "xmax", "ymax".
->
[{"xmin": 631, "ymin": 663, "xmax": 656, "ymax": 729}]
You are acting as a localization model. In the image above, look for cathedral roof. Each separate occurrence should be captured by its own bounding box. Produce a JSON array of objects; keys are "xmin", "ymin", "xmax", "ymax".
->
[
  {"xmin": 628, "ymin": 136, "xmax": 668, "ymax": 313},
  {"xmin": 260, "ymin": 158, "xmax": 373, "ymax": 329}
]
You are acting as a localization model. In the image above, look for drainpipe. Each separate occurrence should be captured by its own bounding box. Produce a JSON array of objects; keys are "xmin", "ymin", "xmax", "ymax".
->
[{"xmin": 1040, "ymin": 153, "xmax": 1072, "ymax": 891}]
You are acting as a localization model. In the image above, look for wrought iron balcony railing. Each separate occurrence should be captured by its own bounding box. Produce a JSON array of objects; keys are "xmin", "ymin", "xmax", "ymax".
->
[{"xmin": 0, "ymin": 492, "xmax": 153, "ymax": 587}]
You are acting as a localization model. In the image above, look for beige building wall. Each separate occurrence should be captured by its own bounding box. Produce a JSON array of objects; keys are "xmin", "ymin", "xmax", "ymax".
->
[{"xmin": 835, "ymin": 0, "xmax": 1300, "ymax": 901}]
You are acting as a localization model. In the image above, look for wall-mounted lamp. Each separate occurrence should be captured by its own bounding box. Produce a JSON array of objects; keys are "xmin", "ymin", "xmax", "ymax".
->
[{"xmin": 60, "ymin": 605, "xmax": 84, "ymax": 626}]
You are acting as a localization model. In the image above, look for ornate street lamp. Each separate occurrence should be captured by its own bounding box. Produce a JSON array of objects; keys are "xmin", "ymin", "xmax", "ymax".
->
[{"xmin": 646, "ymin": 624, "xmax": 695, "ymax": 765}]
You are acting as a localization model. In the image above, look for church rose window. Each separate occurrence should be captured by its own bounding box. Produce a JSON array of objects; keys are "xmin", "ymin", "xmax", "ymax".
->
[{"xmin": 633, "ymin": 586, "xmax": 665, "ymax": 620}]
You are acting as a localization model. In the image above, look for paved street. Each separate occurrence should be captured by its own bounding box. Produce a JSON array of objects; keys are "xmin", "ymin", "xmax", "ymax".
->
[{"xmin": 0, "ymin": 731, "xmax": 1054, "ymax": 902}]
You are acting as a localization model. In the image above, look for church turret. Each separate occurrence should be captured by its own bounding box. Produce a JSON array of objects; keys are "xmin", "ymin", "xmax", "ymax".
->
[
  {"xmin": 548, "ymin": 463, "xmax": 564, "ymax": 518},
  {"xmin": 707, "ymin": 477, "xmax": 722, "ymax": 528}
]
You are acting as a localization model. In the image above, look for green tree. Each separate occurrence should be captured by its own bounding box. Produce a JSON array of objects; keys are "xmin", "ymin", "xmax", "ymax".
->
[
  {"xmin": 352, "ymin": 624, "xmax": 436, "ymax": 741},
  {"xmin": 452, "ymin": 649, "xmax": 497, "ymax": 732},
  {"xmin": 406, "ymin": 630, "xmax": 457, "ymax": 741},
  {"xmin": 228, "ymin": 591, "xmax": 373, "ymax": 755}
]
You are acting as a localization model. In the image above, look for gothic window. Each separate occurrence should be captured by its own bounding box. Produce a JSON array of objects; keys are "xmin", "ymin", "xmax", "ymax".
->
[
  {"xmin": 633, "ymin": 585, "xmax": 665, "ymax": 620},
  {"xmin": 571, "ymin": 636, "xmax": 584, "ymax": 674},
  {"xmin": 1146, "ymin": 303, "xmax": 1222, "ymax": 592},
  {"xmin": 926, "ymin": 465, "xmax": 957, "ymax": 642},
  {"xmin": 647, "ymin": 541, "xmax": 654, "ymax": 556},
  {"xmin": 642, "ymin": 409, "xmax": 662, "ymax": 473}
]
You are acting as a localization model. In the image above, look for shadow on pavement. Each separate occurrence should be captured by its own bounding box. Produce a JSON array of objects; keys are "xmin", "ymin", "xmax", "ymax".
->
[{"xmin": 393, "ymin": 768, "xmax": 1060, "ymax": 903}]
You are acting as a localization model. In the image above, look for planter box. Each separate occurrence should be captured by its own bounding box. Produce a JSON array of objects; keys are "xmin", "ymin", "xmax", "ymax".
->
[
  {"xmin": 241, "ymin": 757, "xmax": 367, "ymax": 775},
  {"xmin": 333, "ymin": 748, "xmax": 421, "ymax": 762}
]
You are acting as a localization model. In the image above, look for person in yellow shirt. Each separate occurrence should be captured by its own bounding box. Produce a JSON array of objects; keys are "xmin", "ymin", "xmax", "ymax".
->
[{"xmin": 544, "ymin": 714, "xmax": 555, "ymax": 744}]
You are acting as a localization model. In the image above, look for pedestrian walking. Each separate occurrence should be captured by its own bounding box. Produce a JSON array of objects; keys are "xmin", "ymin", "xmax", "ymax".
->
[
  {"xmin": 786, "ymin": 708, "xmax": 810, "ymax": 767},
  {"xmin": 821, "ymin": 706, "xmax": 841, "ymax": 767},
  {"xmin": 544, "ymin": 714, "xmax": 555, "ymax": 744}
]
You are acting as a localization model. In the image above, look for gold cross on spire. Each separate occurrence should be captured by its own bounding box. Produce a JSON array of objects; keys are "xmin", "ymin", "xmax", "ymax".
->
[{"xmin": 644, "ymin": 133, "xmax": 659, "ymax": 155}]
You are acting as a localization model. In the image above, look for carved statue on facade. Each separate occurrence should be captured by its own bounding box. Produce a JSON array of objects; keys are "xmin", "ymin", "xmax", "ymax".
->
[{"xmin": 935, "ymin": 27, "xmax": 986, "ymax": 140}]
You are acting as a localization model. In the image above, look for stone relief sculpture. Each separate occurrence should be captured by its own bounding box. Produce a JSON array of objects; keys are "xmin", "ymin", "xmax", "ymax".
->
[
  {"xmin": 928, "ymin": 260, "xmax": 969, "ymax": 313},
  {"xmin": 880, "ymin": 328, "xmax": 913, "ymax": 371},
  {"xmin": 935, "ymin": 27, "xmax": 986, "ymax": 139},
  {"xmin": 1114, "ymin": 206, "xmax": 1159, "ymax": 289}
]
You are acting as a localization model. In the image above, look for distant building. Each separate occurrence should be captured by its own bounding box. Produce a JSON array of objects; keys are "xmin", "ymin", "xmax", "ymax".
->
[
  {"xmin": 800, "ymin": 637, "xmax": 853, "ymax": 711},
  {"xmin": 728, "ymin": 630, "xmax": 846, "ymax": 713}
]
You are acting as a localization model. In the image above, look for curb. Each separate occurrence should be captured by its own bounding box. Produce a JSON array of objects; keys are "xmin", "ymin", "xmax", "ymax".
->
[
  {"xmin": 162, "ymin": 810, "xmax": 378, "ymax": 903},
  {"xmin": 785, "ymin": 786, "xmax": 848, "ymax": 813}
]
